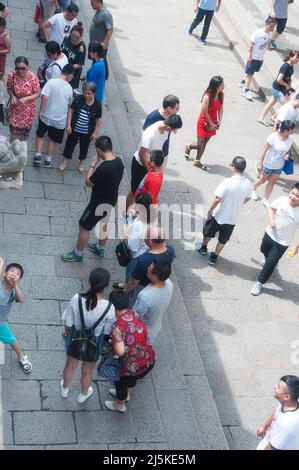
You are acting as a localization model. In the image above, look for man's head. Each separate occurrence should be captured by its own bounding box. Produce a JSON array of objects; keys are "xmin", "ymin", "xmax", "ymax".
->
[
  {"xmin": 162, "ymin": 95, "xmax": 180, "ymax": 116},
  {"xmin": 109, "ymin": 290, "xmax": 130, "ymax": 314},
  {"xmin": 163, "ymin": 114, "xmax": 183, "ymax": 133},
  {"xmin": 289, "ymin": 183, "xmax": 299, "ymax": 207},
  {"xmin": 264, "ymin": 16, "xmax": 277, "ymax": 32},
  {"xmin": 3, "ymin": 263, "xmax": 24, "ymax": 286},
  {"xmin": 274, "ymin": 375, "xmax": 299, "ymax": 404},
  {"xmin": 146, "ymin": 226, "xmax": 166, "ymax": 248},
  {"xmin": 95, "ymin": 135, "xmax": 113, "ymax": 158},
  {"xmin": 91, "ymin": 0, "xmax": 103, "ymax": 11},
  {"xmin": 150, "ymin": 150, "xmax": 164, "ymax": 169},
  {"xmin": 45, "ymin": 41, "xmax": 61, "ymax": 60},
  {"xmin": 230, "ymin": 156, "xmax": 247, "ymax": 174},
  {"xmin": 147, "ymin": 259, "xmax": 172, "ymax": 283},
  {"xmin": 61, "ymin": 64, "xmax": 75, "ymax": 82},
  {"xmin": 65, "ymin": 2, "xmax": 79, "ymax": 21}
]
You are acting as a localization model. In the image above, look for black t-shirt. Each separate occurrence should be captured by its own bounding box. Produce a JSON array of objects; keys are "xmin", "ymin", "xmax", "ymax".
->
[
  {"xmin": 90, "ymin": 158, "xmax": 124, "ymax": 207},
  {"xmin": 0, "ymin": 3, "xmax": 6, "ymax": 12},
  {"xmin": 273, "ymin": 63, "xmax": 294, "ymax": 93},
  {"xmin": 131, "ymin": 246, "xmax": 175, "ymax": 286},
  {"xmin": 71, "ymin": 95, "xmax": 102, "ymax": 134},
  {"xmin": 61, "ymin": 37, "xmax": 86, "ymax": 89}
]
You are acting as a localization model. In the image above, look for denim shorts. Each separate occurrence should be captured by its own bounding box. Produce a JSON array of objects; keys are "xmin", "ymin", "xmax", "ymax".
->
[
  {"xmin": 245, "ymin": 59, "xmax": 263, "ymax": 76},
  {"xmin": 262, "ymin": 166, "xmax": 283, "ymax": 175},
  {"xmin": 272, "ymin": 86, "xmax": 285, "ymax": 102}
]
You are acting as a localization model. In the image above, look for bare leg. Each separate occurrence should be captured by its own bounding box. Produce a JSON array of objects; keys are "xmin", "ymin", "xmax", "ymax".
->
[
  {"xmin": 36, "ymin": 136, "xmax": 44, "ymax": 154},
  {"xmin": 253, "ymin": 173, "xmax": 268, "ymax": 191},
  {"xmin": 264, "ymin": 173, "xmax": 280, "ymax": 200},
  {"xmin": 76, "ymin": 225, "xmax": 90, "ymax": 252},
  {"xmin": 126, "ymin": 190, "xmax": 135, "ymax": 212},
  {"xmin": 47, "ymin": 138, "xmax": 56, "ymax": 158},
  {"xmin": 98, "ymin": 223, "xmax": 108, "ymax": 247},
  {"xmin": 11, "ymin": 341, "xmax": 25, "ymax": 359},
  {"xmin": 63, "ymin": 356, "xmax": 79, "ymax": 388},
  {"xmin": 195, "ymin": 137, "xmax": 210, "ymax": 161},
  {"xmin": 215, "ymin": 241, "xmax": 225, "ymax": 256},
  {"xmin": 244, "ymin": 75, "xmax": 253, "ymax": 90},
  {"xmin": 259, "ymin": 96, "xmax": 277, "ymax": 121},
  {"xmin": 80, "ymin": 362, "xmax": 94, "ymax": 395}
]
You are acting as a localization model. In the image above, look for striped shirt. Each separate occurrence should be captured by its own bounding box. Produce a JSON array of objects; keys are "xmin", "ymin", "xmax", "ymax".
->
[{"xmin": 74, "ymin": 108, "xmax": 90, "ymax": 134}]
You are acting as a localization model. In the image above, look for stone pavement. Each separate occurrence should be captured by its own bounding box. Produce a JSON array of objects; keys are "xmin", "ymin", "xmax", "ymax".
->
[{"xmin": 0, "ymin": 0, "xmax": 299, "ymax": 451}]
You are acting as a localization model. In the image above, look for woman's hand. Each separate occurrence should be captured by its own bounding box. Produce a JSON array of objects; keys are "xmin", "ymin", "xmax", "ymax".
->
[
  {"xmin": 90, "ymin": 132, "xmax": 96, "ymax": 142},
  {"xmin": 209, "ymin": 122, "xmax": 218, "ymax": 131},
  {"xmin": 18, "ymin": 97, "xmax": 28, "ymax": 104},
  {"xmin": 67, "ymin": 126, "xmax": 72, "ymax": 135},
  {"xmin": 256, "ymin": 425, "xmax": 266, "ymax": 439},
  {"xmin": 11, "ymin": 95, "xmax": 18, "ymax": 105}
]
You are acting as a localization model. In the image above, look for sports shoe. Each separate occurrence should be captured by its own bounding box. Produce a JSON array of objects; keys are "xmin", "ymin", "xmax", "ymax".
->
[
  {"xmin": 184, "ymin": 144, "xmax": 191, "ymax": 159},
  {"xmin": 270, "ymin": 40, "xmax": 277, "ymax": 49},
  {"xmin": 19, "ymin": 355, "xmax": 32, "ymax": 374},
  {"xmin": 44, "ymin": 158, "xmax": 52, "ymax": 168},
  {"xmin": 197, "ymin": 245, "xmax": 208, "ymax": 256},
  {"xmin": 86, "ymin": 243, "xmax": 105, "ymax": 257},
  {"xmin": 109, "ymin": 388, "xmax": 130, "ymax": 402},
  {"xmin": 254, "ymin": 162, "xmax": 261, "ymax": 178},
  {"xmin": 261, "ymin": 198, "xmax": 270, "ymax": 208},
  {"xmin": 242, "ymin": 89, "xmax": 253, "ymax": 100},
  {"xmin": 77, "ymin": 386, "xmax": 93, "ymax": 404},
  {"xmin": 199, "ymin": 38, "xmax": 207, "ymax": 45},
  {"xmin": 251, "ymin": 190, "xmax": 259, "ymax": 201},
  {"xmin": 260, "ymin": 255, "xmax": 267, "ymax": 268},
  {"xmin": 251, "ymin": 281, "xmax": 263, "ymax": 296},
  {"xmin": 60, "ymin": 379, "xmax": 69, "ymax": 398},
  {"xmin": 104, "ymin": 400, "xmax": 126, "ymax": 413},
  {"xmin": 61, "ymin": 250, "xmax": 83, "ymax": 262},
  {"xmin": 209, "ymin": 252, "xmax": 218, "ymax": 266},
  {"xmin": 239, "ymin": 80, "xmax": 245, "ymax": 89},
  {"xmin": 33, "ymin": 154, "xmax": 42, "ymax": 166}
]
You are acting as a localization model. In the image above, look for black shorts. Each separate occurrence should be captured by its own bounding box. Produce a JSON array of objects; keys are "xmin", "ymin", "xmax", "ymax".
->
[
  {"xmin": 79, "ymin": 202, "xmax": 110, "ymax": 231},
  {"xmin": 36, "ymin": 119, "xmax": 65, "ymax": 144},
  {"xmin": 203, "ymin": 217, "xmax": 235, "ymax": 245},
  {"xmin": 131, "ymin": 156, "xmax": 147, "ymax": 193},
  {"xmin": 245, "ymin": 59, "xmax": 263, "ymax": 76},
  {"xmin": 276, "ymin": 17, "xmax": 287, "ymax": 35}
]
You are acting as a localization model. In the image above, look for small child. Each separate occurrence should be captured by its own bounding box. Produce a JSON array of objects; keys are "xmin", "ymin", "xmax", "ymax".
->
[
  {"xmin": 135, "ymin": 150, "xmax": 164, "ymax": 205},
  {"xmin": 0, "ymin": 257, "xmax": 32, "ymax": 373}
]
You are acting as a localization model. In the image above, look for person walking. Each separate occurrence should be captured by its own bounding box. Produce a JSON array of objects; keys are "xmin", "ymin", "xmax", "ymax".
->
[
  {"xmin": 6, "ymin": 57, "xmax": 40, "ymax": 142},
  {"xmin": 41, "ymin": 1, "xmax": 78, "ymax": 45},
  {"xmin": 105, "ymin": 290, "xmax": 156, "ymax": 413},
  {"xmin": 89, "ymin": 0, "xmax": 113, "ymax": 55},
  {"xmin": 188, "ymin": 0, "xmax": 222, "ymax": 45},
  {"xmin": 251, "ymin": 184, "xmax": 299, "ymax": 296},
  {"xmin": 61, "ymin": 22, "xmax": 86, "ymax": 89},
  {"xmin": 258, "ymin": 51, "xmax": 299, "ymax": 126},
  {"xmin": 184, "ymin": 75, "xmax": 224, "ymax": 170},
  {"xmin": 60, "ymin": 81, "xmax": 102, "ymax": 172},
  {"xmin": 61, "ymin": 267, "xmax": 116, "ymax": 403},
  {"xmin": 269, "ymin": 0, "xmax": 293, "ymax": 50},
  {"xmin": 256, "ymin": 375, "xmax": 299, "ymax": 450},
  {"xmin": 86, "ymin": 42, "xmax": 107, "ymax": 104},
  {"xmin": 251, "ymin": 120, "xmax": 295, "ymax": 207},
  {"xmin": 61, "ymin": 136, "xmax": 124, "ymax": 262},
  {"xmin": 197, "ymin": 156, "xmax": 251, "ymax": 265},
  {"xmin": 34, "ymin": 64, "xmax": 74, "ymax": 167},
  {"xmin": 274, "ymin": 93, "xmax": 299, "ymax": 129}
]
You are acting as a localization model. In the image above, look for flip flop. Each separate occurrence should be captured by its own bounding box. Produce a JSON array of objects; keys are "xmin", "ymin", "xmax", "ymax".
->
[{"xmin": 258, "ymin": 119, "xmax": 269, "ymax": 127}]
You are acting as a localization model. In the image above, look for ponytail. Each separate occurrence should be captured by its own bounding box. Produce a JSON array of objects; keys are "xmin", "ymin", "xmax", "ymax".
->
[{"xmin": 81, "ymin": 268, "xmax": 110, "ymax": 311}]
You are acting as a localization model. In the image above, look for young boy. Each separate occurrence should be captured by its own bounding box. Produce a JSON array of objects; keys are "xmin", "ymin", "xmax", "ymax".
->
[
  {"xmin": 135, "ymin": 150, "xmax": 164, "ymax": 205},
  {"xmin": 0, "ymin": 257, "xmax": 32, "ymax": 373}
]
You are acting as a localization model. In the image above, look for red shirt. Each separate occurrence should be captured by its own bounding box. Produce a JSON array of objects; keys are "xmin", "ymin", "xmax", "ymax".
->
[
  {"xmin": 112, "ymin": 309, "xmax": 156, "ymax": 377},
  {"xmin": 135, "ymin": 169, "xmax": 164, "ymax": 204}
]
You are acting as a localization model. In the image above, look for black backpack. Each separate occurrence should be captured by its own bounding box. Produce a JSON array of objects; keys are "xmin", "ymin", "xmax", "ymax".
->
[{"xmin": 67, "ymin": 296, "xmax": 112, "ymax": 363}]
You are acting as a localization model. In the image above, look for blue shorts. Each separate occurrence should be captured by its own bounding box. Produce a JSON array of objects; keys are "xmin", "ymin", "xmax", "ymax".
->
[
  {"xmin": 262, "ymin": 166, "xmax": 283, "ymax": 175},
  {"xmin": 0, "ymin": 322, "xmax": 16, "ymax": 345},
  {"xmin": 271, "ymin": 86, "xmax": 285, "ymax": 102},
  {"xmin": 245, "ymin": 59, "xmax": 263, "ymax": 76}
]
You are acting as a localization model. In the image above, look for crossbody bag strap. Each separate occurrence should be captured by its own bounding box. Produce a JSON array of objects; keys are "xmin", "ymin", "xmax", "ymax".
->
[
  {"xmin": 77, "ymin": 295, "xmax": 86, "ymax": 329},
  {"xmin": 91, "ymin": 301, "xmax": 112, "ymax": 331}
]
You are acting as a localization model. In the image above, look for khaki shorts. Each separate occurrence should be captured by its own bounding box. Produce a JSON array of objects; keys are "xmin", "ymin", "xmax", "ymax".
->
[{"xmin": 41, "ymin": 0, "xmax": 56, "ymax": 20}]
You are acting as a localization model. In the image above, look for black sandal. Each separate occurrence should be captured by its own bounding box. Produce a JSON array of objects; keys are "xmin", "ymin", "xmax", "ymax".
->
[{"xmin": 112, "ymin": 282, "xmax": 125, "ymax": 290}]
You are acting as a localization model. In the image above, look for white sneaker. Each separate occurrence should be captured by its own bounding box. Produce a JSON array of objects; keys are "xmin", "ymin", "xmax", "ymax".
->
[
  {"xmin": 19, "ymin": 355, "xmax": 32, "ymax": 374},
  {"xmin": 242, "ymin": 89, "xmax": 253, "ymax": 100},
  {"xmin": 109, "ymin": 388, "xmax": 130, "ymax": 402},
  {"xmin": 239, "ymin": 80, "xmax": 245, "ymax": 89},
  {"xmin": 251, "ymin": 190, "xmax": 259, "ymax": 201},
  {"xmin": 261, "ymin": 198, "xmax": 270, "ymax": 208},
  {"xmin": 260, "ymin": 255, "xmax": 266, "ymax": 267},
  {"xmin": 251, "ymin": 281, "xmax": 263, "ymax": 296},
  {"xmin": 104, "ymin": 400, "xmax": 126, "ymax": 413},
  {"xmin": 77, "ymin": 386, "xmax": 93, "ymax": 403},
  {"xmin": 60, "ymin": 379, "xmax": 69, "ymax": 398}
]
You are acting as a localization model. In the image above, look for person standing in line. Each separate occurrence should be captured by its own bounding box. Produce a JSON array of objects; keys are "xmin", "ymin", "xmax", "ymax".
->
[
  {"xmin": 34, "ymin": 64, "xmax": 74, "ymax": 167},
  {"xmin": 89, "ymin": 0, "xmax": 113, "ymax": 55},
  {"xmin": 258, "ymin": 51, "xmax": 299, "ymax": 126},
  {"xmin": 86, "ymin": 42, "xmax": 107, "ymax": 104},
  {"xmin": 184, "ymin": 75, "xmax": 224, "ymax": 170},
  {"xmin": 133, "ymin": 259, "xmax": 174, "ymax": 343},
  {"xmin": 188, "ymin": 0, "xmax": 222, "ymax": 45},
  {"xmin": 251, "ymin": 184, "xmax": 299, "ymax": 296},
  {"xmin": 251, "ymin": 120, "xmax": 295, "ymax": 207},
  {"xmin": 41, "ymin": 2, "xmax": 79, "ymax": 46},
  {"xmin": 197, "ymin": 157, "xmax": 252, "ymax": 266},
  {"xmin": 38, "ymin": 41, "xmax": 69, "ymax": 88},
  {"xmin": 239, "ymin": 17, "xmax": 277, "ymax": 101},
  {"xmin": 274, "ymin": 93, "xmax": 299, "ymax": 129},
  {"xmin": 61, "ymin": 136, "xmax": 124, "ymax": 262},
  {"xmin": 37, "ymin": 1, "xmax": 60, "ymax": 43},
  {"xmin": 61, "ymin": 23, "xmax": 86, "ymax": 89},
  {"xmin": 269, "ymin": 0, "xmax": 292, "ymax": 50},
  {"xmin": 256, "ymin": 375, "xmax": 299, "ymax": 450}
]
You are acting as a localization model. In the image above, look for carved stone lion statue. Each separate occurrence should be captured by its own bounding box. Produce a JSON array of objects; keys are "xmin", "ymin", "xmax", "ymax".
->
[{"xmin": 0, "ymin": 136, "xmax": 27, "ymax": 189}]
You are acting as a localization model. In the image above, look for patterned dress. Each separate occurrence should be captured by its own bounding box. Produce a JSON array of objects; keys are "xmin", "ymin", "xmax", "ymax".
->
[{"xmin": 7, "ymin": 70, "xmax": 40, "ymax": 131}]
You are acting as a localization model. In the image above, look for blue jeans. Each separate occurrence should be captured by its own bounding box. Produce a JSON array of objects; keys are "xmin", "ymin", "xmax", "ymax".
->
[{"xmin": 190, "ymin": 8, "xmax": 214, "ymax": 40}]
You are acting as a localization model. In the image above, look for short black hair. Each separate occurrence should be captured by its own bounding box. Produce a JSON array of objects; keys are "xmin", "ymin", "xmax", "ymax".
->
[
  {"xmin": 265, "ymin": 16, "xmax": 277, "ymax": 25},
  {"xmin": 152, "ymin": 259, "xmax": 171, "ymax": 281},
  {"xmin": 162, "ymin": 95, "xmax": 180, "ymax": 110},
  {"xmin": 5, "ymin": 263, "xmax": 24, "ymax": 279},
  {"xmin": 95, "ymin": 135, "xmax": 113, "ymax": 152},
  {"xmin": 62, "ymin": 64, "xmax": 75, "ymax": 76},
  {"xmin": 292, "ymin": 182, "xmax": 299, "ymax": 191},
  {"xmin": 67, "ymin": 2, "xmax": 79, "ymax": 13},
  {"xmin": 150, "ymin": 150, "xmax": 164, "ymax": 167},
  {"xmin": 231, "ymin": 156, "xmax": 246, "ymax": 173},
  {"xmin": 88, "ymin": 42, "xmax": 104, "ymax": 58},
  {"xmin": 46, "ymin": 41, "xmax": 61, "ymax": 55},
  {"xmin": 164, "ymin": 114, "xmax": 183, "ymax": 129},
  {"xmin": 279, "ymin": 120, "xmax": 296, "ymax": 132},
  {"xmin": 280, "ymin": 375, "xmax": 299, "ymax": 401},
  {"xmin": 109, "ymin": 290, "xmax": 130, "ymax": 310},
  {"xmin": 0, "ymin": 17, "xmax": 6, "ymax": 28}
]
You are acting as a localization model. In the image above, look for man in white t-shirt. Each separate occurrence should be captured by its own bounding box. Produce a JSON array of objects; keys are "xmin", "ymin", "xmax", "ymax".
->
[
  {"xmin": 34, "ymin": 64, "xmax": 74, "ymax": 168},
  {"xmin": 126, "ymin": 114, "xmax": 183, "ymax": 210},
  {"xmin": 240, "ymin": 16, "xmax": 277, "ymax": 100},
  {"xmin": 256, "ymin": 375, "xmax": 299, "ymax": 450},
  {"xmin": 41, "ymin": 2, "xmax": 78, "ymax": 45},
  {"xmin": 198, "ymin": 156, "xmax": 252, "ymax": 265},
  {"xmin": 275, "ymin": 93, "xmax": 299, "ymax": 128},
  {"xmin": 251, "ymin": 183, "xmax": 299, "ymax": 296}
]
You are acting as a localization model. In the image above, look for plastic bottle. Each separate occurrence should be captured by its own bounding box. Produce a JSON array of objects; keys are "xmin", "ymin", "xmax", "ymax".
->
[{"xmin": 287, "ymin": 250, "xmax": 294, "ymax": 258}]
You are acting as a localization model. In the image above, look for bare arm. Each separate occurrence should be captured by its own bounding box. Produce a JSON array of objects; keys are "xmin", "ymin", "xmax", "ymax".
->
[
  {"xmin": 289, "ymin": 241, "xmax": 299, "ymax": 255},
  {"xmin": 85, "ymin": 155, "xmax": 100, "ymax": 187},
  {"xmin": 19, "ymin": 92, "xmax": 40, "ymax": 104},
  {"xmin": 113, "ymin": 340, "xmax": 125, "ymax": 357},
  {"xmin": 124, "ymin": 278, "xmax": 139, "ymax": 294},
  {"xmin": 14, "ymin": 285, "xmax": 25, "ymax": 304},
  {"xmin": 41, "ymin": 20, "xmax": 51, "ymax": 44},
  {"xmin": 268, "ymin": 206, "xmax": 277, "ymax": 228},
  {"xmin": 138, "ymin": 146, "xmax": 150, "ymax": 171},
  {"xmin": 0, "ymin": 256, "xmax": 4, "ymax": 276},
  {"xmin": 216, "ymin": 0, "xmax": 222, "ymax": 12},
  {"xmin": 201, "ymin": 95, "xmax": 217, "ymax": 130},
  {"xmin": 257, "ymin": 142, "xmax": 271, "ymax": 170},
  {"xmin": 1, "ymin": 6, "xmax": 9, "ymax": 18},
  {"xmin": 39, "ymin": 94, "xmax": 49, "ymax": 119},
  {"xmin": 0, "ymin": 35, "xmax": 11, "ymax": 55},
  {"xmin": 276, "ymin": 72, "xmax": 291, "ymax": 90},
  {"xmin": 66, "ymin": 107, "xmax": 74, "ymax": 134},
  {"xmin": 270, "ymin": 0, "xmax": 276, "ymax": 16},
  {"xmin": 102, "ymin": 29, "xmax": 113, "ymax": 50},
  {"xmin": 91, "ymin": 117, "xmax": 102, "ymax": 141},
  {"xmin": 247, "ymin": 42, "xmax": 253, "ymax": 63},
  {"xmin": 207, "ymin": 196, "xmax": 221, "ymax": 218},
  {"xmin": 256, "ymin": 410, "xmax": 276, "ymax": 439}
]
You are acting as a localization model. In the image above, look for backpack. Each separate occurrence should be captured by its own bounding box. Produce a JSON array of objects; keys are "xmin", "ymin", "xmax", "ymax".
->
[
  {"xmin": 67, "ymin": 296, "xmax": 112, "ymax": 363},
  {"xmin": 40, "ymin": 61, "xmax": 62, "ymax": 89}
]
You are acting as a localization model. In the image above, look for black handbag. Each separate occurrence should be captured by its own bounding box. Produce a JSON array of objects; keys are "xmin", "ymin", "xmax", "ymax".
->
[{"xmin": 115, "ymin": 240, "xmax": 132, "ymax": 267}]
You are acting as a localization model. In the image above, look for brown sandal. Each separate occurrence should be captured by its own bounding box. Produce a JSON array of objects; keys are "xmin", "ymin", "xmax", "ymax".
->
[{"xmin": 193, "ymin": 160, "xmax": 207, "ymax": 171}]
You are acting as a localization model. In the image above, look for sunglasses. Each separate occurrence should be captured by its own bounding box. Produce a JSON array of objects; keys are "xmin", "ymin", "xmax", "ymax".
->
[{"xmin": 15, "ymin": 67, "xmax": 27, "ymax": 71}]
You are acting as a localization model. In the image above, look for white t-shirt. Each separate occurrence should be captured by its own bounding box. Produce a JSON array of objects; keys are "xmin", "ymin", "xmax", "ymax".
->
[
  {"xmin": 41, "ymin": 78, "xmax": 73, "ymax": 129},
  {"xmin": 277, "ymin": 103, "xmax": 298, "ymax": 123},
  {"xmin": 134, "ymin": 121, "xmax": 168, "ymax": 166},
  {"xmin": 127, "ymin": 218, "xmax": 148, "ymax": 259},
  {"xmin": 263, "ymin": 132, "xmax": 293, "ymax": 170},
  {"xmin": 251, "ymin": 28, "xmax": 272, "ymax": 61},
  {"xmin": 48, "ymin": 12, "xmax": 77, "ymax": 46},
  {"xmin": 213, "ymin": 175, "xmax": 252, "ymax": 225},
  {"xmin": 61, "ymin": 293, "xmax": 116, "ymax": 337},
  {"xmin": 257, "ymin": 403, "xmax": 299, "ymax": 450},
  {"xmin": 266, "ymin": 196, "xmax": 299, "ymax": 246},
  {"xmin": 45, "ymin": 53, "xmax": 68, "ymax": 82}
]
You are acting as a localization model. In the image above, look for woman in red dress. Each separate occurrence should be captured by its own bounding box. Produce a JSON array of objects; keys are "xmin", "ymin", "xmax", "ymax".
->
[
  {"xmin": 185, "ymin": 75, "xmax": 224, "ymax": 170},
  {"xmin": 7, "ymin": 56, "xmax": 40, "ymax": 142}
]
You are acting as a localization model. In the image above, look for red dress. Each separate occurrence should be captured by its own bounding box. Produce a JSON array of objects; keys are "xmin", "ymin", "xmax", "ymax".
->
[
  {"xmin": 197, "ymin": 92, "xmax": 223, "ymax": 138},
  {"xmin": 7, "ymin": 71, "xmax": 40, "ymax": 130},
  {"xmin": 112, "ymin": 309, "xmax": 156, "ymax": 377}
]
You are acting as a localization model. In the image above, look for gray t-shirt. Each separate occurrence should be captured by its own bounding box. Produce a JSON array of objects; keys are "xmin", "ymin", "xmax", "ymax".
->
[
  {"xmin": 133, "ymin": 280, "xmax": 174, "ymax": 341},
  {"xmin": 41, "ymin": 78, "xmax": 73, "ymax": 129},
  {"xmin": 90, "ymin": 8, "xmax": 113, "ymax": 45},
  {"xmin": 0, "ymin": 282, "xmax": 16, "ymax": 325},
  {"xmin": 274, "ymin": 0, "xmax": 289, "ymax": 19}
]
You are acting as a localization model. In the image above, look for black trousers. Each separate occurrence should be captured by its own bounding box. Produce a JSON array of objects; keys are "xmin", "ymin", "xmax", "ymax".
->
[
  {"xmin": 63, "ymin": 131, "xmax": 92, "ymax": 161},
  {"xmin": 115, "ymin": 362, "xmax": 155, "ymax": 401},
  {"xmin": 190, "ymin": 8, "xmax": 214, "ymax": 40},
  {"xmin": 258, "ymin": 232, "xmax": 288, "ymax": 284}
]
